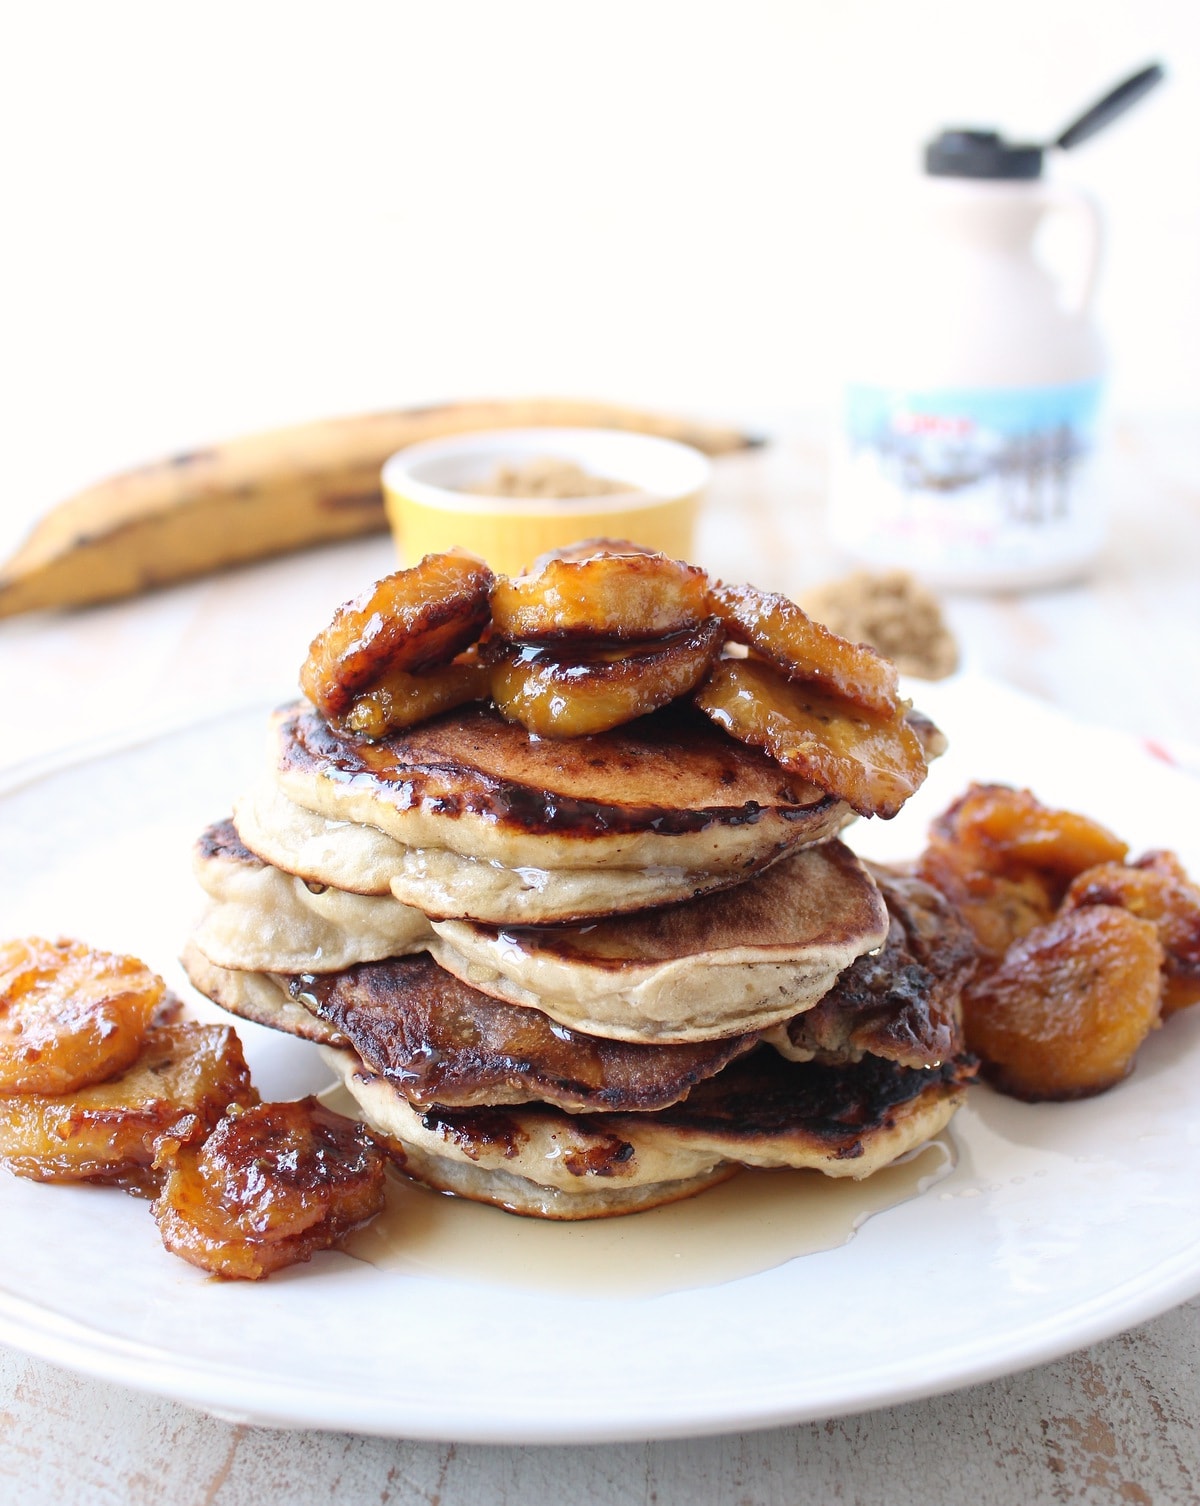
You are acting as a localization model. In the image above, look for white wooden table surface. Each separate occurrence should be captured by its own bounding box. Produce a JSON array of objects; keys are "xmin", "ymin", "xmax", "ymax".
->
[{"xmin": 1, "ymin": 412, "xmax": 1198, "ymax": 1505}]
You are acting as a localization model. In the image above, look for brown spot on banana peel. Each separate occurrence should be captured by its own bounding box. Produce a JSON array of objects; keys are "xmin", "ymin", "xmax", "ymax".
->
[
  {"xmin": 319, "ymin": 489, "xmax": 386, "ymax": 513},
  {"xmin": 166, "ymin": 448, "xmax": 219, "ymax": 469}
]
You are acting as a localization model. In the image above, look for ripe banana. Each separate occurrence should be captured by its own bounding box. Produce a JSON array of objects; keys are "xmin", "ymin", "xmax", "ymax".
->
[{"xmin": 0, "ymin": 398, "xmax": 760, "ymax": 618}]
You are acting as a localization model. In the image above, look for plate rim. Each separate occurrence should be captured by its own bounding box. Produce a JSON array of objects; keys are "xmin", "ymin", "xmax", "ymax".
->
[{"xmin": 3, "ymin": 1234, "xmax": 1200, "ymax": 1442}]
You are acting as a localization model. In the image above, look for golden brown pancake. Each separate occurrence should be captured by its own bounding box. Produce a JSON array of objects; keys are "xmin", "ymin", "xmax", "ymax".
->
[
  {"xmin": 324, "ymin": 1044, "xmax": 973, "ymax": 1219},
  {"xmin": 235, "ymin": 776, "xmax": 788, "ymax": 924},
  {"xmin": 264, "ymin": 700, "xmax": 855, "ymax": 921},
  {"xmin": 763, "ymin": 866, "xmax": 977, "ymax": 1069},
  {"xmin": 606, "ymin": 1045, "xmax": 973, "ymax": 1172},
  {"xmin": 428, "ymin": 840, "xmax": 890, "ymax": 1041},
  {"xmin": 386, "ymin": 1141, "xmax": 739, "ymax": 1220},
  {"xmin": 234, "ymin": 781, "xmax": 403, "ymax": 897},
  {"xmin": 180, "ymin": 942, "xmax": 347, "ymax": 1047},
  {"xmin": 191, "ymin": 818, "xmax": 431, "ymax": 973},
  {"xmin": 285, "ymin": 952, "xmax": 760, "ymax": 1113},
  {"xmin": 184, "ymin": 860, "xmax": 972, "ymax": 1079}
]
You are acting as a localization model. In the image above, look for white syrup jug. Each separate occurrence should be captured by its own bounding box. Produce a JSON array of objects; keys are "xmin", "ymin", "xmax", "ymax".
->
[{"xmin": 828, "ymin": 64, "xmax": 1163, "ymax": 592}]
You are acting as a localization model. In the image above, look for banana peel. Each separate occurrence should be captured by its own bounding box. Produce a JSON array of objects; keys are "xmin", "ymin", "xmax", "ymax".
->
[{"xmin": 0, "ymin": 399, "xmax": 761, "ymax": 618}]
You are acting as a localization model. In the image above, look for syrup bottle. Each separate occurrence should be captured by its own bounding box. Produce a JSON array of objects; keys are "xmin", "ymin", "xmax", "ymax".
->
[{"xmin": 828, "ymin": 63, "xmax": 1164, "ymax": 591}]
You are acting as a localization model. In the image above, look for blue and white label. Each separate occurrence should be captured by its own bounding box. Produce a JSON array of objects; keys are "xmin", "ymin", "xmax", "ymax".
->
[{"xmin": 832, "ymin": 381, "xmax": 1105, "ymax": 586}]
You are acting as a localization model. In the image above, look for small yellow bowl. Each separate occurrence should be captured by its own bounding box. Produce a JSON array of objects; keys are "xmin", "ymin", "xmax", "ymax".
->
[{"xmin": 381, "ymin": 427, "xmax": 708, "ymax": 575}]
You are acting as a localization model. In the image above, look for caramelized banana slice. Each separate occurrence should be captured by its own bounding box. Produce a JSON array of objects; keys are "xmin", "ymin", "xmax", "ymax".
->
[
  {"xmin": 1064, "ymin": 852, "xmax": 1200, "ymax": 1016},
  {"xmin": 962, "ymin": 905, "xmax": 1163, "ymax": 1101},
  {"xmin": 708, "ymin": 581, "xmax": 900, "ymax": 716},
  {"xmin": 491, "ymin": 619, "xmax": 723, "ymax": 737},
  {"xmin": 1135, "ymin": 850, "xmax": 1197, "ymax": 885},
  {"xmin": 0, "ymin": 937, "xmax": 165, "ymax": 1095},
  {"xmin": 338, "ymin": 650, "xmax": 491, "ymax": 739},
  {"xmin": 300, "ymin": 553, "xmax": 494, "ymax": 720},
  {"xmin": 926, "ymin": 783, "xmax": 1128, "ymax": 888},
  {"xmin": 0, "ymin": 1023, "xmax": 256, "ymax": 1190},
  {"xmin": 915, "ymin": 844, "xmax": 1057, "ymax": 962},
  {"xmin": 695, "ymin": 657, "xmax": 928, "ymax": 819},
  {"xmin": 915, "ymin": 784, "xmax": 1133, "ymax": 961},
  {"xmin": 491, "ymin": 549, "xmax": 710, "ymax": 642},
  {"xmin": 153, "ymin": 1098, "xmax": 386, "ymax": 1279}
]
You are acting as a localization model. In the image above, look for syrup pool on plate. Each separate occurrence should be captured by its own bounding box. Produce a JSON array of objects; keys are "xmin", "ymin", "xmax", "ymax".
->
[{"xmin": 340, "ymin": 1129, "xmax": 956, "ymax": 1298}]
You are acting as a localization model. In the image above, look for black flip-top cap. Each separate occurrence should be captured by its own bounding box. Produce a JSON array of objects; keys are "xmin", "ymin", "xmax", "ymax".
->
[{"xmin": 925, "ymin": 129, "xmax": 1043, "ymax": 180}]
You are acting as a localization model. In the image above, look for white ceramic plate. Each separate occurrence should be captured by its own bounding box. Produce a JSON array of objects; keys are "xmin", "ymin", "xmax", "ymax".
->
[{"xmin": 1, "ymin": 675, "xmax": 1199, "ymax": 1444}]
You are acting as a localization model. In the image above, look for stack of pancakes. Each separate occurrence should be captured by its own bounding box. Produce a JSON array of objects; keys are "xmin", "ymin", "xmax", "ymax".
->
[{"xmin": 183, "ymin": 691, "xmax": 976, "ymax": 1219}]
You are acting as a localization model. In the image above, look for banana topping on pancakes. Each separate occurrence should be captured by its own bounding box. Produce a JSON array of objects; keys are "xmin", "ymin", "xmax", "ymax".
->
[{"xmin": 184, "ymin": 543, "xmax": 973, "ymax": 1220}]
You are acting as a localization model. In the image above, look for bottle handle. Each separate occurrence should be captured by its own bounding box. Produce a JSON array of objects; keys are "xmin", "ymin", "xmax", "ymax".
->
[{"xmin": 1041, "ymin": 186, "xmax": 1105, "ymax": 316}]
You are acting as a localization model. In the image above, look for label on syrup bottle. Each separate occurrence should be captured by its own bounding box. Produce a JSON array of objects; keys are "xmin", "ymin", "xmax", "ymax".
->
[{"xmin": 830, "ymin": 380, "xmax": 1105, "ymax": 589}]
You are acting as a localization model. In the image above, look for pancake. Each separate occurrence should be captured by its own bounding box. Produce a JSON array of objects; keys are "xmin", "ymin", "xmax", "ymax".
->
[
  {"xmin": 287, "ymin": 952, "xmax": 760, "ymax": 1112},
  {"xmin": 183, "ymin": 859, "xmax": 971, "ymax": 1078},
  {"xmin": 264, "ymin": 700, "xmax": 855, "ymax": 922},
  {"xmin": 234, "ymin": 781, "xmax": 404, "ymax": 897},
  {"xmin": 386, "ymin": 1141, "xmax": 738, "ymax": 1219},
  {"xmin": 187, "ymin": 831, "xmax": 891, "ymax": 1045},
  {"xmin": 324, "ymin": 1044, "xmax": 972, "ymax": 1219},
  {"xmin": 605, "ymin": 1046, "xmax": 972, "ymax": 1174},
  {"xmin": 762, "ymin": 866, "xmax": 977, "ymax": 1069},
  {"xmin": 180, "ymin": 942, "xmax": 347, "ymax": 1047},
  {"xmin": 184, "ymin": 948, "xmax": 755, "ymax": 1112},
  {"xmin": 235, "ymin": 777, "xmax": 803, "ymax": 926},
  {"xmin": 191, "ymin": 818, "xmax": 431, "ymax": 973},
  {"xmin": 428, "ymin": 840, "xmax": 890, "ymax": 1041},
  {"xmin": 388, "ymin": 845, "xmax": 783, "ymax": 926}
]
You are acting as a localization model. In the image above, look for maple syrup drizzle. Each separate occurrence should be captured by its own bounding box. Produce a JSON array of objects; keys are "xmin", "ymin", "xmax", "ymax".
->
[{"xmin": 333, "ymin": 1094, "xmax": 955, "ymax": 1299}]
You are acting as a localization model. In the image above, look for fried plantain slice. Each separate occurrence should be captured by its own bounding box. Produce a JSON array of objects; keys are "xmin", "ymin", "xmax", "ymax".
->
[
  {"xmin": 1064, "ymin": 851, "xmax": 1200, "ymax": 1017},
  {"xmin": 0, "ymin": 1022, "xmax": 257, "ymax": 1191},
  {"xmin": 695, "ymin": 656, "xmax": 928, "ymax": 819},
  {"xmin": 914, "ymin": 784, "xmax": 1134, "ymax": 961},
  {"xmin": 491, "ymin": 548, "xmax": 709, "ymax": 642},
  {"xmin": 962, "ymin": 905, "xmax": 1163, "ymax": 1101},
  {"xmin": 0, "ymin": 937, "xmax": 165, "ymax": 1095},
  {"xmin": 153, "ymin": 1098, "xmax": 386, "ymax": 1279},
  {"xmin": 926, "ymin": 784, "xmax": 1128, "ymax": 889},
  {"xmin": 914, "ymin": 843, "xmax": 1057, "ymax": 963},
  {"xmin": 491, "ymin": 619, "xmax": 723, "ymax": 738},
  {"xmin": 337, "ymin": 649, "xmax": 490, "ymax": 739},
  {"xmin": 707, "ymin": 581, "xmax": 900, "ymax": 716},
  {"xmin": 300, "ymin": 553, "xmax": 494, "ymax": 720},
  {"xmin": 1134, "ymin": 850, "xmax": 1197, "ymax": 885}
]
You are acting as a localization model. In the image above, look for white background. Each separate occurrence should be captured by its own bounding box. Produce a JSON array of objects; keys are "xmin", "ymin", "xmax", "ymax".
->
[{"xmin": 0, "ymin": 0, "xmax": 1195, "ymax": 556}]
